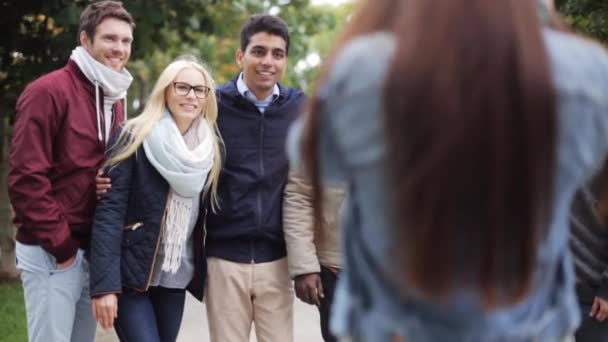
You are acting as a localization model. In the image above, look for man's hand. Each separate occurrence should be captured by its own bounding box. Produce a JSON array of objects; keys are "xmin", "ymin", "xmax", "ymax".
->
[
  {"xmin": 590, "ymin": 296, "xmax": 608, "ymax": 321},
  {"xmin": 95, "ymin": 169, "xmax": 111, "ymax": 199},
  {"xmin": 56, "ymin": 254, "xmax": 77, "ymax": 270},
  {"xmin": 294, "ymin": 273, "xmax": 324, "ymax": 307},
  {"xmin": 92, "ymin": 294, "xmax": 118, "ymax": 330}
]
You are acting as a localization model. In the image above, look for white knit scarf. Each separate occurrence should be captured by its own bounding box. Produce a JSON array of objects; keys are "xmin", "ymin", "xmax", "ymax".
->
[
  {"xmin": 70, "ymin": 46, "xmax": 133, "ymax": 142},
  {"xmin": 143, "ymin": 113, "xmax": 214, "ymax": 273}
]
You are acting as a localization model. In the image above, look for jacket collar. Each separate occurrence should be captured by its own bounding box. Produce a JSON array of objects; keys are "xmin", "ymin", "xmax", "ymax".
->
[{"xmin": 66, "ymin": 59, "xmax": 96, "ymax": 98}]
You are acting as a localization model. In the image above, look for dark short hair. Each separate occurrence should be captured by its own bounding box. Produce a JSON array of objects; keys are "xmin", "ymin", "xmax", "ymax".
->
[
  {"xmin": 240, "ymin": 14, "xmax": 290, "ymax": 55},
  {"xmin": 78, "ymin": 1, "xmax": 135, "ymax": 43}
]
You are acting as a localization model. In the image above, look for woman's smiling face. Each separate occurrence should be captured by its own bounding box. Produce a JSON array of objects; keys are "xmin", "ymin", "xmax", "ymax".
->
[{"xmin": 165, "ymin": 67, "xmax": 209, "ymax": 132}]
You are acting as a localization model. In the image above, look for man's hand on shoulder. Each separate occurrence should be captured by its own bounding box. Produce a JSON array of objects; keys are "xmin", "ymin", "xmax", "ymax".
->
[
  {"xmin": 294, "ymin": 273, "xmax": 324, "ymax": 307},
  {"xmin": 95, "ymin": 169, "xmax": 112, "ymax": 199}
]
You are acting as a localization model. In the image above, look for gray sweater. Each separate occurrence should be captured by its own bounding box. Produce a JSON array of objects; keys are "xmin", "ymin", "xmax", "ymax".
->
[{"xmin": 149, "ymin": 194, "xmax": 200, "ymax": 289}]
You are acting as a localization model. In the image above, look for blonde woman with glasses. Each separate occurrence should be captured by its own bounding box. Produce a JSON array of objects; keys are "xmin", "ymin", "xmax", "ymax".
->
[{"xmin": 89, "ymin": 55, "xmax": 222, "ymax": 342}]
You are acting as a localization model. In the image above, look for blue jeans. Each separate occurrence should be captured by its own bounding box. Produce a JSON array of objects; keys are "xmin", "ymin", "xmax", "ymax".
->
[
  {"xmin": 16, "ymin": 242, "xmax": 96, "ymax": 342},
  {"xmin": 114, "ymin": 286, "xmax": 186, "ymax": 342}
]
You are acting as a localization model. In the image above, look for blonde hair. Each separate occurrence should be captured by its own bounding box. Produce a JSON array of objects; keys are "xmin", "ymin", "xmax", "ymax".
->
[{"xmin": 107, "ymin": 55, "xmax": 224, "ymax": 210}]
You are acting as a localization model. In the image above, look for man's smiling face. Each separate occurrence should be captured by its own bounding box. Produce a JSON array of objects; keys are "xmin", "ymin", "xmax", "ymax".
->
[
  {"xmin": 80, "ymin": 17, "xmax": 133, "ymax": 71},
  {"xmin": 237, "ymin": 31, "xmax": 287, "ymax": 99}
]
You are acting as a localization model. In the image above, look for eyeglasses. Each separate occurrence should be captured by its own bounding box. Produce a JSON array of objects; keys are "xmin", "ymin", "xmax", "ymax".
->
[{"xmin": 172, "ymin": 82, "xmax": 210, "ymax": 99}]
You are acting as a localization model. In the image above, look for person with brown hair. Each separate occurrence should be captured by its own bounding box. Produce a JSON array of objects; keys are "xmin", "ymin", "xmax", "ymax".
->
[
  {"xmin": 288, "ymin": 0, "xmax": 608, "ymax": 340},
  {"xmin": 7, "ymin": 1, "xmax": 134, "ymax": 341}
]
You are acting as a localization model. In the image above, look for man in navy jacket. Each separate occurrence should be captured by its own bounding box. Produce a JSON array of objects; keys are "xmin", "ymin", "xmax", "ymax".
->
[{"xmin": 203, "ymin": 14, "xmax": 305, "ymax": 341}]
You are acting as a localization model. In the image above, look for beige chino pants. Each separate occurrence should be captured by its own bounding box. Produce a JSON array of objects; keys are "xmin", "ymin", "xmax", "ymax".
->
[{"xmin": 205, "ymin": 257, "xmax": 294, "ymax": 342}]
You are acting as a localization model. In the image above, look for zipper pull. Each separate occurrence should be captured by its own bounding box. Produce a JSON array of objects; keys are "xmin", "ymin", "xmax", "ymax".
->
[{"xmin": 124, "ymin": 222, "xmax": 143, "ymax": 231}]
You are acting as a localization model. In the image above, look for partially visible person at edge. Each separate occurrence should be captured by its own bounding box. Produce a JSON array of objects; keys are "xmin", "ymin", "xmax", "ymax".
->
[
  {"xmin": 7, "ymin": 1, "xmax": 134, "ymax": 341},
  {"xmin": 569, "ymin": 173, "xmax": 608, "ymax": 342},
  {"xmin": 287, "ymin": 0, "xmax": 608, "ymax": 340},
  {"xmin": 204, "ymin": 14, "xmax": 304, "ymax": 342},
  {"xmin": 89, "ymin": 56, "xmax": 222, "ymax": 342},
  {"xmin": 283, "ymin": 172, "xmax": 344, "ymax": 342}
]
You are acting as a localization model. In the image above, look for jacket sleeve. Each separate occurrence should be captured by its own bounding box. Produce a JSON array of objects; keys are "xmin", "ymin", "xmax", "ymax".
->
[
  {"xmin": 283, "ymin": 172, "xmax": 321, "ymax": 278},
  {"xmin": 7, "ymin": 83, "xmax": 78, "ymax": 262},
  {"xmin": 597, "ymin": 271, "xmax": 608, "ymax": 301},
  {"xmin": 89, "ymin": 131, "xmax": 134, "ymax": 297}
]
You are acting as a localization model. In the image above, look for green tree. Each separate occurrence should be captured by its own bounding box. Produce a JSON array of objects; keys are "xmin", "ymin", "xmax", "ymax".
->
[
  {"xmin": 126, "ymin": 1, "xmax": 352, "ymax": 111},
  {"xmin": 557, "ymin": 0, "xmax": 608, "ymax": 43}
]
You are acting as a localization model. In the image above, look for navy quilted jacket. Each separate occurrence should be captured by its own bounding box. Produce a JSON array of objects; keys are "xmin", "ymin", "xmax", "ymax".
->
[
  {"xmin": 89, "ymin": 136, "xmax": 207, "ymax": 300},
  {"xmin": 205, "ymin": 78, "xmax": 305, "ymax": 263}
]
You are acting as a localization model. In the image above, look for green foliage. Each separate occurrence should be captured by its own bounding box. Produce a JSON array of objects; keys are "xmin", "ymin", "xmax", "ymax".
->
[
  {"xmin": 557, "ymin": 0, "xmax": 608, "ymax": 43},
  {"xmin": 0, "ymin": 282, "xmax": 26, "ymax": 342},
  {"xmin": 0, "ymin": 0, "xmax": 217, "ymax": 119},
  {"xmin": 126, "ymin": 1, "xmax": 353, "ymax": 110},
  {"xmin": 1, "ymin": 1, "xmax": 81, "ymax": 118},
  {"xmin": 1, "ymin": 0, "xmax": 352, "ymax": 117}
]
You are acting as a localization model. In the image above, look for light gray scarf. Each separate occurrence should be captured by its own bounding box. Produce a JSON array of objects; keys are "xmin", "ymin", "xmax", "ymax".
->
[
  {"xmin": 70, "ymin": 46, "xmax": 133, "ymax": 142},
  {"xmin": 144, "ymin": 113, "xmax": 214, "ymax": 272}
]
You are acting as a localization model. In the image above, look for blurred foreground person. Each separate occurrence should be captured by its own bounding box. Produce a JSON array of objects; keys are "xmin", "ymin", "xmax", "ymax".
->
[{"xmin": 289, "ymin": 0, "xmax": 608, "ymax": 340}]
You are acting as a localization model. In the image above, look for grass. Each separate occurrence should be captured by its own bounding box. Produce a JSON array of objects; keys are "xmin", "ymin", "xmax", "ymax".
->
[{"xmin": 0, "ymin": 280, "xmax": 27, "ymax": 342}]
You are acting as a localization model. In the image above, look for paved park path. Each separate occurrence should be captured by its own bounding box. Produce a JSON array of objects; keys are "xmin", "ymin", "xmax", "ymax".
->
[{"xmin": 96, "ymin": 293, "xmax": 324, "ymax": 341}]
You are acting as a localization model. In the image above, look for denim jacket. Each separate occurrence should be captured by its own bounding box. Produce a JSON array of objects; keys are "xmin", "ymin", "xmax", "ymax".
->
[{"xmin": 287, "ymin": 30, "xmax": 608, "ymax": 341}]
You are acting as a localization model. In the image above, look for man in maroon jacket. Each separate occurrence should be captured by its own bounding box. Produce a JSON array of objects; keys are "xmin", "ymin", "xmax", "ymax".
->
[{"xmin": 7, "ymin": 2, "xmax": 134, "ymax": 341}]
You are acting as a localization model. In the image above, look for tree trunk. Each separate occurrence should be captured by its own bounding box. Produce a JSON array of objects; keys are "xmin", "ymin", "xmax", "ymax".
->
[
  {"xmin": 0, "ymin": 235, "xmax": 17, "ymax": 280},
  {"xmin": 0, "ymin": 126, "xmax": 17, "ymax": 280}
]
